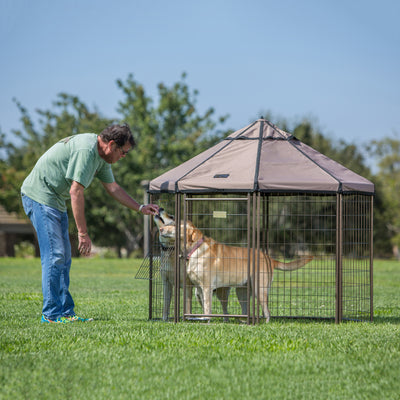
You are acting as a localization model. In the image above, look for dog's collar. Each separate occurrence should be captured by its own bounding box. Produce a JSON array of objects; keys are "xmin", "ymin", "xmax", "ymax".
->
[{"xmin": 186, "ymin": 238, "xmax": 204, "ymax": 260}]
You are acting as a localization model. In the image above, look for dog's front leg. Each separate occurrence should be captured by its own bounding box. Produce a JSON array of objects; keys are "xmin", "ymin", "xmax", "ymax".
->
[
  {"xmin": 162, "ymin": 279, "xmax": 173, "ymax": 321},
  {"xmin": 184, "ymin": 277, "xmax": 193, "ymax": 315},
  {"xmin": 202, "ymin": 286, "xmax": 213, "ymax": 319},
  {"xmin": 195, "ymin": 286, "xmax": 204, "ymax": 308}
]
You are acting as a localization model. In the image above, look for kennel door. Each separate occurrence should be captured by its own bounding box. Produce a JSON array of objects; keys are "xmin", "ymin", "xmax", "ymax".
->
[{"xmin": 182, "ymin": 195, "xmax": 253, "ymax": 322}]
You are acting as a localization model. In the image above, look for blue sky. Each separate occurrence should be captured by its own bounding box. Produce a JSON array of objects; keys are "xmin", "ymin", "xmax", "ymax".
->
[{"xmin": 1, "ymin": 0, "xmax": 399, "ymax": 152}]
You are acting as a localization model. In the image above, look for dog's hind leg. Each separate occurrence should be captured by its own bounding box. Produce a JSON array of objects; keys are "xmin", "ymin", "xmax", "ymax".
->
[
  {"xmin": 258, "ymin": 267, "xmax": 273, "ymax": 322},
  {"xmin": 257, "ymin": 287, "xmax": 271, "ymax": 322},
  {"xmin": 215, "ymin": 287, "xmax": 230, "ymax": 322},
  {"xmin": 235, "ymin": 286, "xmax": 250, "ymax": 316}
]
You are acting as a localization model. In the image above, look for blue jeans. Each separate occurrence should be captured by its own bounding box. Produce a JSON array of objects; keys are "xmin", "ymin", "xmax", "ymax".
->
[{"xmin": 22, "ymin": 194, "xmax": 75, "ymax": 319}]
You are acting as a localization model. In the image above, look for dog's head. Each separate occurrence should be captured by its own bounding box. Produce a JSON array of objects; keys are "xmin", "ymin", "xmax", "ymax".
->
[
  {"xmin": 181, "ymin": 221, "xmax": 203, "ymax": 247},
  {"xmin": 154, "ymin": 209, "xmax": 203, "ymax": 249},
  {"xmin": 154, "ymin": 208, "xmax": 176, "ymax": 247},
  {"xmin": 154, "ymin": 208, "xmax": 175, "ymax": 228}
]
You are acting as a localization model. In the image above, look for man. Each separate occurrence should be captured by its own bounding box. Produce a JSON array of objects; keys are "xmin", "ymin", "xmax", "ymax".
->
[{"xmin": 21, "ymin": 124, "xmax": 159, "ymax": 324}]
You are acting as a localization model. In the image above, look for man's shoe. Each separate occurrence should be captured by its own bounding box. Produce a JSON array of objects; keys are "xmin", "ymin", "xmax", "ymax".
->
[
  {"xmin": 41, "ymin": 315, "xmax": 70, "ymax": 324},
  {"xmin": 64, "ymin": 315, "xmax": 94, "ymax": 322}
]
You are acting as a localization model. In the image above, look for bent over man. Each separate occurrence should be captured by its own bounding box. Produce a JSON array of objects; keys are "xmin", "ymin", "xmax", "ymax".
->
[{"xmin": 21, "ymin": 124, "xmax": 159, "ymax": 323}]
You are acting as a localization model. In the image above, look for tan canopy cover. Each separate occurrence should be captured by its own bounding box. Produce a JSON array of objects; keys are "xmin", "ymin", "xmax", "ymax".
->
[{"xmin": 149, "ymin": 119, "xmax": 374, "ymax": 194}]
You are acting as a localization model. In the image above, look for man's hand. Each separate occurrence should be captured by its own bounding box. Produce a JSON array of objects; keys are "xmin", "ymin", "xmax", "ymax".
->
[
  {"xmin": 139, "ymin": 204, "xmax": 159, "ymax": 216},
  {"xmin": 78, "ymin": 233, "xmax": 92, "ymax": 256}
]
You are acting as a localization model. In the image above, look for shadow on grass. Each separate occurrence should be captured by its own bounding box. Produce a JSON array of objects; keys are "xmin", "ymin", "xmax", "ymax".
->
[
  {"xmin": 372, "ymin": 316, "xmax": 400, "ymax": 325},
  {"xmin": 271, "ymin": 316, "xmax": 400, "ymax": 325}
]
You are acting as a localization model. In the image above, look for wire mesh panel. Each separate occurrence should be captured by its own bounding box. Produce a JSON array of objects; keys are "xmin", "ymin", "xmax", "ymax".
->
[
  {"xmin": 263, "ymin": 194, "xmax": 337, "ymax": 320},
  {"xmin": 341, "ymin": 194, "xmax": 373, "ymax": 321},
  {"xmin": 145, "ymin": 193, "xmax": 177, "ymax": 321},
  {"xmin": 258, "ymin": 193, "xmax": 372, "ymax": 322},
  {"xmin": 135, "ymin": 235, "xmax": 171, "ymax": 320}
]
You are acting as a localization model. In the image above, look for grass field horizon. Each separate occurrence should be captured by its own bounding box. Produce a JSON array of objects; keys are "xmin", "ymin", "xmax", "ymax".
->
[{"xmin": 1, "ymin": 257, "xmax": 399, "ymax": 399}]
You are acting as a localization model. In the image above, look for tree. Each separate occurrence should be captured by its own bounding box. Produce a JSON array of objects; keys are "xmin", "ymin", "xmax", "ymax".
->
[{"xmin": 367, "ymin": 136, "xmax": 400, "ymax": 258}]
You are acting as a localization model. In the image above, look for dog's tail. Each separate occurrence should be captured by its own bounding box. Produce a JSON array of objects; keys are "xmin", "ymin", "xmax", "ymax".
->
[{"xmin": 274, "ymin": 256, "xmax": 313, "ymax": 271}]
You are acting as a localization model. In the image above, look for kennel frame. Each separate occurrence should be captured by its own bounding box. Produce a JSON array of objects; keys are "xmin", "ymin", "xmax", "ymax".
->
[{"xmin": 146, "ymin": 190, "xmax": 373, "ymax": 324}]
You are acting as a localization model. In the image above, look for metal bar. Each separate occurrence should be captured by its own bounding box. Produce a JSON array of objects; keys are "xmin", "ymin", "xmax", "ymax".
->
[
  {"xmin": 184, "ymin": 313, "xmax": 250, "ymax": 318},
  {"xmin": 252, "ymin": 192, "xmax": 257, "ymax": 325},
  {"xmin": 182, "ymin": 194, "xmax": 193, "ymax": 322},
  {"xmin": 174, "ymin": 194, "xmax": 181, "ymax": 323},
  {"xmin": 335, "ymin": 194, "xmax": 339, "ymax": 323},
  {"xmin": 370, "ymin": 196, "xmax": 374, "ymax": 322},
  {"xmin": 256, "ymin": 192, "xmax": 261, "ymax": 324},
  {"xmin": 142, "ymin": 181, "xmax": 150, "ymax": 257},
  {"xmin": 253, "ymin": 119, "xmax": 264, "ymax": 191},
  {"xmin": 148, "ymin": 193, "xmax": 154, "ymax": 320},
  {"xmin": 182, "ymin": 194, "xmax": 188, "ymax": 322},
  {"xmin": 264, "ymin": 194, "xmax": 269, "ymax": 256},
  {"xmin": 335, "ymin": 193, "xmax": 343, "ymax": 324},
  {"xmin": 247, "ymin": 193, "xmax": 251, "ymax": 325},
  {"xmin": 184, "ymin": 197, "xmax": 247, "ymax": 202}
]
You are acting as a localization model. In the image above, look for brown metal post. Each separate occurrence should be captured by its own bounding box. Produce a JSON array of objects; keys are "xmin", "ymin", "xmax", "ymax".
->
[
  {"xmin": 263, "ymin": 194, "xmax": 272, "ymax": 321},
  {"xmin": 335, "ymin": 194, "xmax": 343, "ymax": 324},
  {"xmin": 246, "ymin": 194, "xmax": 251, "ymax": 325},
  {"xmin": 251, "ymin": 192, "xmax": 257, "ymax": 325},
  {"xmin": 148, "ymin": 193, "xmax": 153, "ymax": 320},
  {"xmin": 256, "ymin": 192, "xmax": 261, "ymax": 324},
  {"xmin": 182, "ymin": 194, "xmax": 188, "ymax": 321},
  {"xmin": 264, "ymin": 194, "xmax": 270, "ymax": 256},
  {"xmin": 174, "ymin": 194, "xmax": 181, "ymax": 323},
  {"xmin": 185, "ymin": 195, "xmax": 194, "ymax": 321},
  {"xmin": 370, "ymin": 196, "xmax": 374, "ymax": 322},
  {"xmin": 141, "ymin": 180, "xmax": 150, "ymax": 258}
]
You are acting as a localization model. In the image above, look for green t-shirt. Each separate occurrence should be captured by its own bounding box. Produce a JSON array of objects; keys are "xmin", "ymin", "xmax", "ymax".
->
[{"xmin": 21, "ymin": 133, "xmax": 115, "ymax": 211}]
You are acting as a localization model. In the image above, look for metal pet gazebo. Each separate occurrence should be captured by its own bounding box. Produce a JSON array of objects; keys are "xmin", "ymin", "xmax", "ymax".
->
[{"xmin": 144, "ymin": 118, "xmax": 374, "ymax": 324}]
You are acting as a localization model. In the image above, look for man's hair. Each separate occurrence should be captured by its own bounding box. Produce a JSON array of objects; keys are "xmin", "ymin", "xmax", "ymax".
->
[{"xmin": 100, "ymin": 124, "xmax": 136, "ymax": 148}]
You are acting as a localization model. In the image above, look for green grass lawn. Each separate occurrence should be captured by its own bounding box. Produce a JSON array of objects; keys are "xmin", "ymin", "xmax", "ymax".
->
[{"xmin": 0, "ymin": 258, "xmax": 399, "ymax": 400}]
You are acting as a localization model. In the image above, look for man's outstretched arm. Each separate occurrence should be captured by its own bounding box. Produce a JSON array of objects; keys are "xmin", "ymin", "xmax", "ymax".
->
[{"xmin": 101, "ymin": 181, "xmax": 159, "ymax": 215}]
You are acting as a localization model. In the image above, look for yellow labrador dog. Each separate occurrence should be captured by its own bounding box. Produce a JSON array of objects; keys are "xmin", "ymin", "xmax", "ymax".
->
[
  {"xmin": 159, "ymin": 214, "xmax": 313, "ymax": 322},
  {"xmin": 154, "ymin": 209, "xmax": 231, "ymax": 321}
]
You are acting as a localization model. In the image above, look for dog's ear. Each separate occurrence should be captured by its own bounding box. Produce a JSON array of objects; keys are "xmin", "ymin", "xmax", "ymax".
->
[
  {"xmin": 183, "ymin": 221, "xmax": 194, "ymax": 244},
  {"xmin": 165, "ymin": 212, "xmax": 174, "ymax": 221},
  {"xmin": 191, "ymin": 229, "xmax": 197, "ymax": 243},
  {"xmin": 162, "ymin": 210, "xmax": 174, "ymax": 223},
  {"xmin": 190, "ymin": 225, "xmax": 202, "ymax": 243}
]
